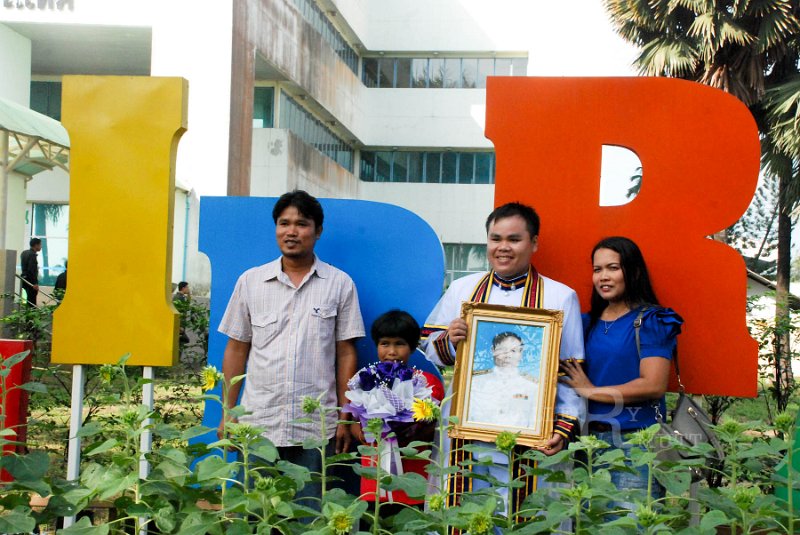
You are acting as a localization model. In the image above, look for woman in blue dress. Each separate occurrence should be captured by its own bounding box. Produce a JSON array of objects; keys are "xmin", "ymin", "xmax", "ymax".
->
[{"xmin": 562, "ymin": 236, "xmax": 682, "ymax": 503}]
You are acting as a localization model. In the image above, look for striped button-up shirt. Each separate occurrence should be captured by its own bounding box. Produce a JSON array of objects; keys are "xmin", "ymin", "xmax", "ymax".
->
[{"xmin": 219, "ymin": 256, "xmax": 365, "ymax": 446}]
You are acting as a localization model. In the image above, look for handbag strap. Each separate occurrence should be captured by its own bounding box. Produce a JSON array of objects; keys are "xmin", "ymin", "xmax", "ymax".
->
[{"xmin": 634, "ymin": 306, "xmax": 684, "ymax": 393}]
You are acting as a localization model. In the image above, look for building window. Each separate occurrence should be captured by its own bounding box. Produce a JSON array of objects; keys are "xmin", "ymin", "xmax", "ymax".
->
[
  {"xmin": 279, "ymin": 91, "xmax": 354, "ymax": 172},
  {"xmin": 362, "ymin": 56, "xmax": 528, "ymax": 89},
  {"xmin": 444, "ymin": 243, "xmax": 488, "ymax": 289},
  {"xmin": 27, "ymin": 203, "xmax": 69, "ymax": 287},
  {"xmin": 291, "ymin": 0, "xmax": 359, "ymax": 75},
  {"xmin": 30, "ymin": 81, "xmax": 62, "ymax": 121},
  {"xmin": 360, "ymin": 150, "xmax": 494, "ymax": 184},
  {"xmin": 253, "ymin": 87, "xmax": 275, "ymax": 128}
]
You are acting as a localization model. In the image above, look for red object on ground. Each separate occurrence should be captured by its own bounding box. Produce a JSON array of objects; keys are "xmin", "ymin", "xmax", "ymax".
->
[{"xmin": 0, "ymin": 339, "xmax": 34, "ymax": 482}]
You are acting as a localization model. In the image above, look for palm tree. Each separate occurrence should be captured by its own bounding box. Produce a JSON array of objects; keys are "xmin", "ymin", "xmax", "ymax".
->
[{"xmin": 604, "ymin": 0, "xmax": 800, "ymax": 410}]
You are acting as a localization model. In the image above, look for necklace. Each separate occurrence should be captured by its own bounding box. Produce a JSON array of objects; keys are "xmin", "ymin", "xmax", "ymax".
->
[
  {"xmin": 601, "ymin": 306, "xmax": 631, "ymax": 334},
  {"xmin": 602, "ymin": 318, "xmax": 618, "ymax": 334}
]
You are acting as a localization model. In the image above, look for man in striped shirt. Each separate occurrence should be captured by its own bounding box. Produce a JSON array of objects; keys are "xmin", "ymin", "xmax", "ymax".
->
[{"xmin": 218, "ymin": 190, "xmax": 365, "ymax": 496}]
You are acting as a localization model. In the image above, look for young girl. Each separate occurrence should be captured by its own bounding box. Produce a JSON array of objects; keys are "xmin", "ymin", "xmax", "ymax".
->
[
  {"xmin": 344, "ymin": 310, "xmax": 444, "ymax": 507},
  {"xmin": 562, "ymin": 236, "xmax": 682, "ymax": 503}
]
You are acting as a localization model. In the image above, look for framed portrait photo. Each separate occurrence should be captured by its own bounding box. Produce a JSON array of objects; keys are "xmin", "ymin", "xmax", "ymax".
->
[{"xmin": 449, "ymin": 302, "xmax": 563, "ymax": 448}]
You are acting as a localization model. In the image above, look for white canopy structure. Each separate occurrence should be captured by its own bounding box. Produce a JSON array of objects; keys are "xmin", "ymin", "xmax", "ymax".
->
[{"xmin": 0, "ymin": 96, "xmax": 70, "ymax": 249}]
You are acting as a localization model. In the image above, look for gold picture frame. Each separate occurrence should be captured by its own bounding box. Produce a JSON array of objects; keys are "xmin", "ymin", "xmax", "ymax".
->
[{"xmin": 449, "ymin": 302, "xmax": 563, "ymax": 448}]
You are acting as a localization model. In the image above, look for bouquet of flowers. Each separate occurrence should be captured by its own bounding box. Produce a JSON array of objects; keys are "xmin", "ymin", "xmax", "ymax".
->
[{"xmin": 343, "ymin": 360, "xmax": 439, "ymax": 443}]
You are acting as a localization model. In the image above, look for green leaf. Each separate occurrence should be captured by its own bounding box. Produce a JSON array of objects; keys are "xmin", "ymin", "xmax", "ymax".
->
[
  {"xmin": 16, "ymin": 381, "xmax": 47, "ymax": 393},
  {"xmin": 76, "ymin": 421, "xmax": 105, "ymax": 438},
  {"xmin": 196, "ymin": 455, "xmax": 236, "ymax": 482},
  {"xmin": 384, "ymin": 472, "xmax": 428, "ymax": 498},
  {"xmin": 700, "ymin": 509, "xmax": 729, "ymax": 530},
  {"xmin": 154, "ymin": 504, "xmax": 177, "ymax": 533},
  {"xmin": 59, "ymin": 516, "xmax": 110, "ymax": 534},
  {"xmin": 85, "ymin": 439, "xmax": 119, "ymax": 456},
  {"xmin": 98, "ymin": 472, "xmax": 138, "ymax": 501},
  {"xmin": 250, "ymin": 441, "xmax": 278, "ymax": 463},
  {"xmin": 0, "ymin": 506, "xmax": 35, "ymax": 534},
  {"xmin": 2, "ymin": 351, "xmax": 30, "ymax": 369},
  {"xmin": 1, "ymin": 450, "xmax": 49, "ymax": 481},
  {"xmin": 181, "ymin": 425, "xmax": 215, "ymax": 441}
]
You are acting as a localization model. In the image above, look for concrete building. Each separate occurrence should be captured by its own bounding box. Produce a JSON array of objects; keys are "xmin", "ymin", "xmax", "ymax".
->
[{"xmin": 0, "ymin": 0, "xmax": 637, "ymax": 292}]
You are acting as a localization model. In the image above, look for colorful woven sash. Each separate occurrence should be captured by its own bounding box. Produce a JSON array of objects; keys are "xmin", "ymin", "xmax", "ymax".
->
[{"xmin": 448, "ymin": 266, "xmax": 543, "ymax": 528}]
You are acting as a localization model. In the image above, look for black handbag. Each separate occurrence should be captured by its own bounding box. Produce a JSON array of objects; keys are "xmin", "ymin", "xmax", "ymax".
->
[{"xmin": 634, "ymin": 308, "xmax": 725, "ymax": 481}]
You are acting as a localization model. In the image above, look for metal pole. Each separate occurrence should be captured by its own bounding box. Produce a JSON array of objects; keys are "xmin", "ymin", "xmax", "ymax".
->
[
  {"xmin": 0, "ymin": 130, "xmax": 7, "ymax": 250},
  {"xmin": 63, "ymin": 364, "xmax": 85, "ymax": 529},
  {"xmin": 139, "ymin": 366, "xmax": 154, "ymax": 535}
]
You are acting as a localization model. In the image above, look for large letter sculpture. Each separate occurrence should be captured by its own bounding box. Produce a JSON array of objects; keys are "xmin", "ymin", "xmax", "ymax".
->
[
  {"xmin": 53, "ymin": 76, "xmax": 187, "ymax": 366},
  {"xmin": 486, "ymin": 77, "xmax": 760, "ymax": 396},
  {"xmin": 198, "ymin": 197, "xmax": 445, "ymax": 435}
]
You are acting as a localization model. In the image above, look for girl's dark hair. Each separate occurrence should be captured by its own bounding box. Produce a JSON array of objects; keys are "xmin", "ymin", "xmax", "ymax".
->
[
  {"xmin": 589, "ymin": 236, "xmax": 659, "ymax": 327},
  {"xmin": 371, "ymin": 310, "xmax": 420, "ymax": 349}
]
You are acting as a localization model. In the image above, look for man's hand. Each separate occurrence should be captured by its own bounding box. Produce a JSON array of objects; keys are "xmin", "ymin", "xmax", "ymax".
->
[
  {"xmin": 541, "ymin": 433, "xmax": 565, "ymax": 456},
  {"xmin": 335, "ymin": 422, "xmax": 352, "ymax": 454},
  {"xmin": 447, "ymin": 318, "xmax": 468, "ymax": 345},
  {"xmin": 33, "ymin": 284, "xmax": 39, "ymax": 291},
  {"xmin": 216, "ymin": 415, "xmax": 238, "ymax": 441}
]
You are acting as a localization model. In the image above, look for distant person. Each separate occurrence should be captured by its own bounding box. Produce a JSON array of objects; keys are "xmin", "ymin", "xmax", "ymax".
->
[
  {"xmin": 173, "ymin": 281, "xmax": 191, "ymax": 344},
  {"xmin": 173, "ymin": 281, "xmax": 190, "ymax": 303},
  {"xmin": 20, "ymin": 238, "xmax": 42, "ymax": 306},
  {"xmin": 54, "ymin": 260, "xmax": 67, "ymax": 296},
  {"xmin": 468, "ymin": 331, "xmax": 539, "ymax": 429}
]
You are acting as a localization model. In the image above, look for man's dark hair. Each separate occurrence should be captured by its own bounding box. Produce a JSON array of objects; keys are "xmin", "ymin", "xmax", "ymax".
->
[
  {"xmin": 491, "ymin": 331, "xmax": 522, "ymax": 349},
  {"xmin": 272, "ymin": 190, "xmax": 324, "ymax": 229},
  {"xmin": 485, "ymin": 202, "xmax": 540, "ymax": 237},
  {"xmin": 178, "ymin": 281, "xmax": 189, "ymax": 291},
  {"xmin": 588, "ymin": 236, "xmax": 660, "ymax": 327},
  {"xmin": 29, "ymin": 237, "xmax": 41, "ymax": 247},
  {"xmin": 371, "ymin": 310, "xmax": 421, "ymax": 350}
]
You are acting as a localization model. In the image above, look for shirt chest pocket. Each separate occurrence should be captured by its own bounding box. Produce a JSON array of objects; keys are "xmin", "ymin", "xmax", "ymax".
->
[
  {"xmin": 311, "ymin": 306, "xmax": 337, "ymax": 339},
  {"xmin": 251, "ymin": 312, "xmax": 279, "ymax": 349}
]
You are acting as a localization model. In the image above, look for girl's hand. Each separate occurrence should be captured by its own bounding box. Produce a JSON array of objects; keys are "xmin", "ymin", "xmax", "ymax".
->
[
  {"xmin": 351, "ymin": 422, "xmax": 367, "ymax": 445},
  {"xmin": 561, "ymin": 358, "xmax": 595, "ymax": 398}
]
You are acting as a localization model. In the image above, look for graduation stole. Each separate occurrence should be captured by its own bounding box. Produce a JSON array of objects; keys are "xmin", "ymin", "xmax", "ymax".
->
[{"xmin": 448, "ymin": 265, "xmax": 543, "ymax": 527}]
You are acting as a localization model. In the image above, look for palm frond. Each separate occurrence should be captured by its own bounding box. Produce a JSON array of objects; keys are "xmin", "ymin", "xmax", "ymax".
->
[{"xmin": 637, "ymin": 36, "xmax": 699, "ymax": 76}]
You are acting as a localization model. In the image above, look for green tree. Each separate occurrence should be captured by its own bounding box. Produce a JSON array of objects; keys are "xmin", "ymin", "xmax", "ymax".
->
[{"xmin": 605, "ymin": 0, "xmax": 800, "ymax": 411}]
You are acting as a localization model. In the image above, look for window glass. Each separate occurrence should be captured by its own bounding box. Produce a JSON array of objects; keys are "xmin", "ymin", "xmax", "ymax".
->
[
  {"xmin": 443, "ymin": 58, "xmax": 460, "ymax": 88},
  {"xmin": 379, "ymin": 59, "xmax": 394, "ymax": 88},
  {"xmin": 30, "ymin": 81, "xmax": 62, "ymax": 121},
  {"xmin": 461, "ymin": 58, "xmax": 478, "ymax": 88},
  {"xmin": 360, "ymin": 152, "xmax": 375, "ymax": 181},
  {"xmin": 511, "ymin": 57, "xmax": 528, "ymax": 76},
  {"xmin": 474, "ymin": 153, "xmax": 493, "ymax": 184},
  {"xmin": 495, "ymin": 58, "xmax": 513, "ymax": 76},
  {"xmin": 458, "ymin": 153, "xmax": 475, "ymax": 183},
  {"xmin": 363, "ymin": 58, "xmax": 379, "ymax": 87},
  {"xmin": 395, "ymin": 59, "xmax": 412, "ymax": 88},
  {"xmin": 441, "ymin": 152, "xmax": 458, "ymax": 183},
  {"xmin": 407, "ymin": 152, "xmax": 424, "ymax": 182},
  {"xmin": 253, "ymin": 87, "xmax": 274, "ymax": 128},
  {"xmin": 428, "ymin": 58, "xmax": 445, "ymax": 88},
  {"xmin": 443, "ymin": 243, "xmax": 488, "ymax": 289},
  {"xmin": 412, "ymin": 58, "xmax": 428, "ymax": 88},
  {"xmin": 425, "ymin": 152, "xmax": 442, "ymax": 183},
  {"xmin": 476, "ymin": 59, "xmax": 494, "ymax": 88},
  {"xmin": 392, "ymin": 152, "xmax": 409, "ymax": 182},
  {"xmin": 375, "ymin": 151, "xmax": 392, "ymax": 182},
  {"xmin": 29, "ymin": 203, "xmax": 69, "ymax": 286}
]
